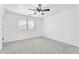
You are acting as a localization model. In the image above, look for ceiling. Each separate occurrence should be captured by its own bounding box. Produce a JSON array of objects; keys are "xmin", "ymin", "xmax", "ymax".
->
[{"xmin": 3, "ymin": 4, "xmax": 79, "ymax": 17}]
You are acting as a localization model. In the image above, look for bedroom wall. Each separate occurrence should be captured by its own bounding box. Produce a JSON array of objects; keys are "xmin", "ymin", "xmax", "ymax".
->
[
  {"xmin": 43, "ymin": 7, "xmax": 79, "ymax": 47},
  {"xmin": 3, "ymin": 11, "xmax": 43, "ymax": 43},
  {"xmin": 0, "ymin": 5, "xmax": 4, "ymax": 50},
  {"xmin": 0, "ymin": 14, "xmax": 2, "ymax": 50}
]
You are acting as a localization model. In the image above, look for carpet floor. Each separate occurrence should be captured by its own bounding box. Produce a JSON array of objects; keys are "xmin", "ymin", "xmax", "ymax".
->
[{"xmin": 0, "ymin": 37, "xmax": 79, "ymax": 54}]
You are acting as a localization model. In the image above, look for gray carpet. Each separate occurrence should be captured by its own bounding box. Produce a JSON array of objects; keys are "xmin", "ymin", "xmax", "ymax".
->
[{"xmin": 0, "ymin": 37, "xmax": 79, "ymax": 54}]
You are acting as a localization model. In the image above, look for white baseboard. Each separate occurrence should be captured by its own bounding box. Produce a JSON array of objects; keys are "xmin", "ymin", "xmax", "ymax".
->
[{"xmin": 44, "ymin": 36, "xmax": 79, "ymax": 47}]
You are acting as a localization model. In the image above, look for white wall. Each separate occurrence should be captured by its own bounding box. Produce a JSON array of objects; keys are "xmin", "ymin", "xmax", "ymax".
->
[
  {"xmin": 0, "ymin": 14, "xmax": 2, "ymax": 50},
  {"xmin": 43, "ymin": 7, "xmax": 79, "ymax": 47},
  {"xmin": 0, "ymin": 5, "xmax": 4, "ymax": 50},
  {"xmin": 3, "ymin": 11, "xmax": 43, "ymax": 43}
]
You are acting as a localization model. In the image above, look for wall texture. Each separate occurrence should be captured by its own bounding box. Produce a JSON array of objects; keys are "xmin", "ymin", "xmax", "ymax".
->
[
  {"xmin": 43, "ymin": 7, "xmax": 79, "ymax": 47},
  {"xmin": 3, "ymin": 11, "xmax": 43, "ymax": 43}
]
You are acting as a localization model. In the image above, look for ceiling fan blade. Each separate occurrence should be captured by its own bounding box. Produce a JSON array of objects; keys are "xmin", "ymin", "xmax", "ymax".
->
[
  {"xmin": 29, "ymin": 12, "xmax": 37, "ymax": 15},
  {"xmin": 28, "ymin": 8, "xmax": 37, "ymax": 11},
  {"xmin": 42, "ymin": 13, "xmax": 44, "ymax": 15},
  {"xmin": 33, "ymin": 12, "xmax": 37, "ymax": 15},
  {"xmin": 41, "ymin": 9, "xmax": 50, "ymax": 11}
]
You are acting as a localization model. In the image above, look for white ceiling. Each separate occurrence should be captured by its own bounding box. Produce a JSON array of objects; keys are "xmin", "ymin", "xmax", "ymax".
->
[{"xmin": 3, "ymin": 4, "xmax": 79, "ymax": 17}]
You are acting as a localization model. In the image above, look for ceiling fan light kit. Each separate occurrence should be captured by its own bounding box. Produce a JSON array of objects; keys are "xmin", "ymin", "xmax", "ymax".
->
[{"xmin": 28, "ymin": 4, "xmax": 50, "ymax": 16}]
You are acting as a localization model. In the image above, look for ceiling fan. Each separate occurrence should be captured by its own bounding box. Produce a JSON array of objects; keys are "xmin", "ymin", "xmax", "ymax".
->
[{"xmin": 28, "ymin": 4, "xmax": 50, "ymax": 15}]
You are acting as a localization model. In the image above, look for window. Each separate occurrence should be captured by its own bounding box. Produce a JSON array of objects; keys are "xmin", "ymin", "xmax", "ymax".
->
[
  {"xmin": 18, "ymin": 19, "xmax": 27, "ymax": 30},
  {"xmin": 18, "ymin": 19, "xmax": 35, "ymax": 31},
  {"xmin": 28, "ymin": 20, "xmax": 35, "ymax": 30}
]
